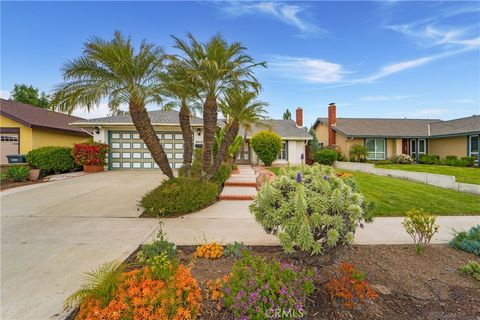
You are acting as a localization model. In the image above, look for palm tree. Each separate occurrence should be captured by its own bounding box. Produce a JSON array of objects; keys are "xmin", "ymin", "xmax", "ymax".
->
[
  {"xmin": 160, "ymin": 62, "xmax": 201, "ymax": 176},
  {"xmin": 171, "ymin": 33, "xmax": 266, "ymax": 177},
  {"xmin": 208, "ymin": 90, "xmax": 268, "ymax": 179},
  {"xmin": 51, "ymin": 32, "xmax": 174, "ymax": 179}
]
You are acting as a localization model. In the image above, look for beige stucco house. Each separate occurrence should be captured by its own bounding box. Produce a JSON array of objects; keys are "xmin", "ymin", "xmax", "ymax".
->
[{"xmin": 313, "ymin": 103, "xmax": 480, "ymax": 163}]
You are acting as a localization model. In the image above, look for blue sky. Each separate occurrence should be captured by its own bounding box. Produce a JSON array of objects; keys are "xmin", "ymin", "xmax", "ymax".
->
[{"xmin": 1, "ymin": 1, "xmax": 479, "ymax": 126}]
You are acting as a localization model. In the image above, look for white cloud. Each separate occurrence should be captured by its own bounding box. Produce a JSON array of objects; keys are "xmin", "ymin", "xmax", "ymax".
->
[
  {"xmin": 268, "ymin": 55, "xmax": 349, "ymax": 83},
  {"xmin": 360, "ymin": 95, "xmax": 412, "ymax": 102},
  {"xmin": 452, "ymin": 98, "xmax": 478, "ymax": 104},
  {"xmin": 411, "ymin": 108, "xmax": 448, "ymax": 117},
  {"xmin": 214, "ymin": 1, "xmax": 324, "ymax": 36},
  {"xmin": 0, "ymin": 89, "xmax": 10, "ymax": 99},
  {"xmin": 71, "ymin": 103, "xmax": 111, "ymax": 119}
]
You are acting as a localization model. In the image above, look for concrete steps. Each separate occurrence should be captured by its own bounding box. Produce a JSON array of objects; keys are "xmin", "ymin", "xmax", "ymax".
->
[{"xmin": 220, "ymin": 165, "xmax": 258, "ymax": 200}]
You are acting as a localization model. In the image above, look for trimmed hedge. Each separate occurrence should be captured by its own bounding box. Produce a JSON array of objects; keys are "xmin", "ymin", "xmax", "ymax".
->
[
  {"xmin": 419, "ymin": 154, "xmax": 439, "ymax": 165},
  {"xmin": 26, "ymin": 146, "xmax": 75, "ymax": 174},
  {"xmin": 140, "ymin": 177, "xmax": 219, "ymax": 217},
  {"xmin": 313, "ymin": 148, "xmax": 339, "ymax": 165},
  {"xmin": 250, "ymin": 131, "xmax": 282, "ymax": 166}
]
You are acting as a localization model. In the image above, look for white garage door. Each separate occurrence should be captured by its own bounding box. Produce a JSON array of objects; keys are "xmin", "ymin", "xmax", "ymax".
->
[
  {"xmin": 1, "ymin": 133, "xmax": 20, "ymax": 164},
  {"xmin": 108, "ymin": 131, "xmax": 184, "ymax": 170}
]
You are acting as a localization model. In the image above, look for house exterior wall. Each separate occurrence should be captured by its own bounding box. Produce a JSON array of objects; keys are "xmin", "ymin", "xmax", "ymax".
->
[
  {"xmin": 429, "ymin": 136, "xmax": 468, "ymax": 159},
  {"xmin": 31, "ymin": 128, "xmax": 89, "ymax": 149},
  {"xmin": 0, "ymin": 115, "xmax": 33, "ymax": 153},
  {"xmin": 314, "ymin": 122, "xmax": 329, "ymax": 147}
]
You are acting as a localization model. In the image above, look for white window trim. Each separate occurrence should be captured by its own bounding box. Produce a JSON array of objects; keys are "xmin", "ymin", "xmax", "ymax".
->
[{"xmin": 366, "ymin": 138, "xmax": 386, "ymax": 160}]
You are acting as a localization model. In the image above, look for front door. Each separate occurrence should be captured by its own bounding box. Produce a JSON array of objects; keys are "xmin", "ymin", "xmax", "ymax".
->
[
  {"xmin": 402, "ymin": 139, "xmax": 408, "ymax": 154},
  {"xmin": 410, "ymin": 139, "xmax": 417, "ymax": 159},
  {"xmin": 237, "ymin": 142, "xmax": 250, "ymax": 164}
]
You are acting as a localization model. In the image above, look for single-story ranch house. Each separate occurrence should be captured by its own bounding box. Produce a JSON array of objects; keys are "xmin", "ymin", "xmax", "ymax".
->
[
  {"xmin": 313, "ymin": 103, "xmax": 480, "ymax": 163},
  {"xmin": 0, "ymin": 99, "xmax": 90, "ymax": 164},
  {"xmin": 70, "ymin": 107, "xmax": 311, "ymax": 170}
]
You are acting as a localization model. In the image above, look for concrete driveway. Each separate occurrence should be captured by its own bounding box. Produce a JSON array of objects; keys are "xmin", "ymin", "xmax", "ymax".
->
[{"xmin": 1, "ymin": 171, "xmax": 164, "ymax": 320}]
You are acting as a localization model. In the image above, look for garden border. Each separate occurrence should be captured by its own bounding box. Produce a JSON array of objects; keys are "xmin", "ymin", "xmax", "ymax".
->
[{"xmin": 333, "ymin": 161, "xmax": 480, "ymax": 196}]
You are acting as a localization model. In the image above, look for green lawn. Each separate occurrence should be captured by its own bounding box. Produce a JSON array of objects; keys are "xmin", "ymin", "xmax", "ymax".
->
[
  {"xmin": 339, "ymin": 170, "xmax": 480, "ymax": 216},
  {"xmin": 375, "ymin": 163, "xmax": 480, "ymax": 185}
]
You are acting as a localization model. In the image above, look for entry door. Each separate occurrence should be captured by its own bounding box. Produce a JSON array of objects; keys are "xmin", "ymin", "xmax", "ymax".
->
[
  {"xmin": 402, "ymin": 139, "xmax": 408, "ymax": 154},
  {"xmin": 1, "ymin": 133, "xmax": 19, "ymax": 164},
  {"xmin": 410, "ymin": 139, "xmax": 417, "ymax": 159}
]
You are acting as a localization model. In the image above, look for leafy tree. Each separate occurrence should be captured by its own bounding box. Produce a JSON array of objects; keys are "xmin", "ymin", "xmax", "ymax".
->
[
  {"xmin": 160, "ymin": 61, "xmax": 201, "ymax": 176},
  {"xmin": 282, "ymin": 109, "xmax": 292, "ymax": 120},
  {"xmin": 250, "ymin": 130, "xmax": 282, "ymax": 166},
  {"xmin": 307, "ymin": 127, "xmax": 321, "ymax": 161},
  {"xmin": 10, "ymin": 84, "xmax": 50, "ymax": 108},
  {"xmin": 349, "ymin": 144, "xmax": 368, "ymax": 162},
  {"xmin": 51, "ymin": 31, "xmax": 174, "ymax": 179},
  {"xmin": 171, "ymin": 33, "xmax": 266, "ymax": 177},
  {"xmin": 209, "ymin": 90, "xmax": 268, "ymax": 178}
]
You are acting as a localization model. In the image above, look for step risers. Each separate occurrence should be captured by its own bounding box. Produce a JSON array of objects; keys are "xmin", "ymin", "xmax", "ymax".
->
[
  {"xmin": 224, "ymin": 181, "xmax": 257, "ymax": 187},
  {"xmin": 219, "ymin": 194, "xmax": 255, "ymax": 200}
]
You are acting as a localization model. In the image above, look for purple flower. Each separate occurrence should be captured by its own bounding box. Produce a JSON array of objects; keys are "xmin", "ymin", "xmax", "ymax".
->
[
  {"xmin": 323, "ymin": 174, "xmax": 329, "ymax": 180},
  {"xmin": 301, "ymin": 153, "xmax": 304, "ymax": 160},
  {"xmin": 296, "ymin": 172, "xmax": 302, "ymax": 183}
]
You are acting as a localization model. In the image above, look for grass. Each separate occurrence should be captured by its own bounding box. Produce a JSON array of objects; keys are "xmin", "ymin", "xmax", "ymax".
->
[
  {"xmin": 338, "ymin": 170, "xmax": 480, "ymax": 216},
  {"xmin": 375, "ymin": 163, "xmax": 480, "ymax": 185}
]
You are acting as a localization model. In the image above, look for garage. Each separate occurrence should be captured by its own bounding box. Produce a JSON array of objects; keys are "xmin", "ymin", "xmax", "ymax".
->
[
  {"xmin": 0, "ymin": 129, "xmax": 20, "ymax": 164},
  {"xmin": 108, "ymin": 130, "xmax": 185, "ymax": 170}
]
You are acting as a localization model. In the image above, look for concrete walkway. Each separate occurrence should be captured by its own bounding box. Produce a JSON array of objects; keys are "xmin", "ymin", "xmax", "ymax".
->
[
  {"xmin": 219, "ymin": 165, "xmax": 257, "ymax": 200},
  {"xmin": 1, "ymin": 171, "xmax": 162, "ymax": 320}
]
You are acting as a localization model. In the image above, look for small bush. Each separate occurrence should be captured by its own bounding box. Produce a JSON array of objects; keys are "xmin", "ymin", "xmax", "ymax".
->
[
  {"xmin": 391, "ymin": 154, "xmax": 414, "ymax": 164},
  {"xmin": 402, "ymin": 208, "xmax": 439, "ymax": 254},
  {"xmin": 224, "ymin": 241, "xmax": 247, "ymax": 258},
  {"xmin": 7, "ymin": 166, "xmax": 30, "ymax": 182},
  {"xmin": 445, "ymin": 155, "xmax": 458, "ymax": 161},
  {"xmin": 419, "ymin": 154, "xmax": 439, "ymax": 165},
  {"xmin": 450, "ymin": 225, "xmax": 480, "ymax": 256},
  {"xmin": 194, "ymin": 242, "xmax": 223, "ymax": 259},
  {"xmin": 211, "ymin": 163, "xmax": 232, "ymax": 185},
  {"xmin": 250, "ymin": 164, "xmax": 374, "ymax": 255},
  {"xmin": 325, "ymin": 262, "xmax": 377, "ymax": 309},
  {"xmin": 371, "ymin": 159, "xmax": 393, "ymax": 165},
  {"xmin": 459, "ymin": 260, "xmax": 480, "ymax": 281},
  {"xmin": 137, "ymin": 227, "xmax": 177, "ymax": 264},
  {"xmin": 221, "ymin": 252, "xmax": 316, "ymax": 319},
  {"xmin": 461, "ymin": 156, "xmax": 476, "ymax": 167},
  {"xmin": 250, "ymin": 131, "xmax": 282, "ymax": 166},
  {"xmin": 73, "ymin": 143, "xmax": 108, "ymax": 166},
  {"xmin": 349, "ymin": 144, "xmax": 368, "ymax": 162},
  {"xmin": 314, "ymin": 148, "xmax": 339, "ymax": 165},
  {"xmin": 26, "ymin": 146, "xmax": 75, "ymax": 173},
  {"xmin": 140, "ymin": 177, "xmax": 219, "ymax": 217}
]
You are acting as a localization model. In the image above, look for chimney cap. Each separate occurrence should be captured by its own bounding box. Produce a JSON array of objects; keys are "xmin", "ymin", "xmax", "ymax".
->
[
  {"xmin": 329, "ymin": 102, "xmax": 336, "ymax": 106},
  {"xmin": 296, "ymin": 106, "xmax": 302, "ymax": 110}
]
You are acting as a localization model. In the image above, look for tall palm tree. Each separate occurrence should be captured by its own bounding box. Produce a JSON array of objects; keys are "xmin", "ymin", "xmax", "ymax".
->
[
  {"xmin": 208, "ymin": 90, "xmax": 268, "ymax": 179},
  {"xmin": 51, "ymin": 32, "xmax": 174, "ymax": 179},
  {"xmin": 159, "ymin": 62, "xmax": 201, "ymax": 176},
  {"xmin": 171, "ymin": 33, "xmax": 266, "ymax": 177}
]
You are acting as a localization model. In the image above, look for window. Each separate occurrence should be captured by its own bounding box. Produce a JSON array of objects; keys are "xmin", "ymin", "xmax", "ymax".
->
[
  {"xmin": 366, "ymin": 138, "xmax": 385, "ymax": 160},
  {"xmin": 278, "ymin": 141, "xmax": 288, "ymax": 160},
  {"xmin": 469, "ymin": 135, "xmax": 479, "ymax": 163}
]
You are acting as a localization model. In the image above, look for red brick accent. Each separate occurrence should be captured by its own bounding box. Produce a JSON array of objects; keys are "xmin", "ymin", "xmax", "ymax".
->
[
  {"xmin": 219, "ymin": 195, "xmax": 255, "ymax": 200},
  {"xmin": 296, "ymin": 107, "xmax": 303, "ymax": 127},
  {"xmin": 224, "ymin": 181, "xmax": 257, "ymax": 187},
  {"xmin": 328, "ymin": 103, "xmax": 336, "ymax": 146}
]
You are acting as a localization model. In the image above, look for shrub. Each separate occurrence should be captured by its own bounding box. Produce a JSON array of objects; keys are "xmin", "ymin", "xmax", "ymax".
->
[
  {"xmin": 349, "ymin": 144, "xmax": 368, "ymax": 162},
  {"xmin": 449, "ymin": 225, "xmax": 480, "ymax": 256},
  {"xmin": 325, "ymin": 262, "xmax": 377, "ymax": 309},
  {"xmin": 250, "ymin": 131, "xmax": 282, "ymax": 166},
  {"xmin": 459, "ymin": 261, "xmax": 480, "ymax": 281},
  {"xmin": 74, "ymin": 264, "xmax": 202, "ymax": 320},
  {"xmin": 140, "ymin": 177, "xmax": 219, "ymax": 217},
  {"xmin": 72, "ymin": 142, "xmax": 108, "ymax": 166},
  {"xmin": 224, "ymin": 241, "xmax": 247, "ymax": 258},
  {"xmin": 391, "ymin": 154, "xmax": 414, "ymax": 164},
  {"xmin": 137, "ymin": 227, "xmax": 177, "ymax": 264},
  {"xmin": 371, "ymin": 159, "xmax": 393, "ymax": 165},
  {"xmin": 314, "ymin": 148, "xmax": 339, "ymax": 165},
  {"xmin": 179, "ymin": 147, "xmax": 202, "ymax": 177},
  {"xmin": 461, "ymin": 156, "xmax": 476, "ymax": 167},
  {"xmin": 221, "ymin": 252, "xmax": 316, "ymax": 319},
  {"xmin": 419, "ymin": 154, "xmax": 439, "ymax": 165},
  {"xmin": 402, "ymin": 209, "xmax": 439, "ymax": 254},
  {"xmin": 7, "ymin": 166, "xmax": 30, "ymax": 182},
  {"xmin": 194, "ymin": 242, "xmax": 223, "ymax": 259},
  {"xmin": 26, "ymin": 146, "xmax": 75, "ymax": 173},
  {"xmin": 250, "ymin": 164, "xmax": 374, "ymax": 255},
  {"xmin": 211, "ymin": 163, "xmax": 232, "ymax": 186},
  {"xmin": 445, "ymin": 155, "xmax": 458, "ymax": 161}
]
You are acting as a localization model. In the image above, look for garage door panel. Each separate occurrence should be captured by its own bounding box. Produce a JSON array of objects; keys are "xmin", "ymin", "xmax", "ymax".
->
[{"xmin": 108, "ymin": 130, "xmax": 185, "ymax": 170}]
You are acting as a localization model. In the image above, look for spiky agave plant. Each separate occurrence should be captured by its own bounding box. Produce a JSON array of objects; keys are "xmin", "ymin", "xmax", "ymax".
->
[{"xmin": 64, "ymin": 260, "xmax": 127, "ymax": 310}]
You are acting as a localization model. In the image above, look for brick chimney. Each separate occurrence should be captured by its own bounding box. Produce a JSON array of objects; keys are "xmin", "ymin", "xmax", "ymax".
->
[
  {"xmin": 295, "ymin": 107, "xmax": 303, "ymax": 127},
  {"xmin": 328, "ymin": 103, "xmax": 336, "ymax": 146}
]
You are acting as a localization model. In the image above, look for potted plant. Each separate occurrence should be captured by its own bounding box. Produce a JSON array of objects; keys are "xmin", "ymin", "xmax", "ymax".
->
[{"xmin": 72, "ymin": 143, "xmax": 108, "ymax": 173}]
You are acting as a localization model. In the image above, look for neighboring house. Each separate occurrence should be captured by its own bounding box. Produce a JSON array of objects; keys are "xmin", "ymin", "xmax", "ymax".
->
[
  {"xmin": 313, "ymin": 103, "xmax": 480, "ymax": 163},
  {"xmin": 70, "ymin": 107, "xmax": 311, "ymax": 170},
  {"xmin": 0, "ymin": 99, "xmax": 90, "ymax": 164}
]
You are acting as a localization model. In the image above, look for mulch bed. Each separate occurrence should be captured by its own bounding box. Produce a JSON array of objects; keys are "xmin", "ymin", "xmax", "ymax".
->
[
  {"xmin": 178, "ymin": 245, "xmax": 479, "ymax": 320},
  {"xmin": 0, "ymin": 179, "xmax": 45, "ymax": 191}
]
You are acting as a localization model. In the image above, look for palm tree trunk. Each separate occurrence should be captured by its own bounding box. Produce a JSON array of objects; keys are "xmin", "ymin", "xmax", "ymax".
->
[
  {"xmin": 179, "ymin": 104, "xmax": 193, "ymax": 176},
  {"xmin": 129, "ymin": 102, "xmax": 174, "ymax": 179},
  {"xmin": 201, "ymin": 95, "xmax": 217, "ymax": 176},
  {"xmin": 208, "ymin": 121, "xmax": 239, "ymax": 180}
]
